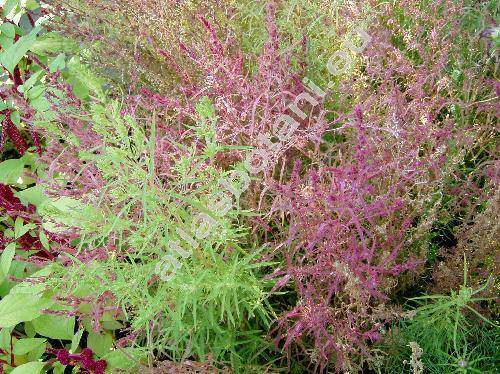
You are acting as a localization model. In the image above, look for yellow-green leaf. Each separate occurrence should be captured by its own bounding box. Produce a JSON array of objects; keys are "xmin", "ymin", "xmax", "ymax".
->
[
  {"xmin": 10, "ymin": 361, "xmax": 45, "ymax": 374},
  {"xmin": 0, "ymin": 293, "xmax": 49, "ymax": 327},
  {"xmin": 0, "ymin": 242, "xmax": 15, "ymax": 276}
]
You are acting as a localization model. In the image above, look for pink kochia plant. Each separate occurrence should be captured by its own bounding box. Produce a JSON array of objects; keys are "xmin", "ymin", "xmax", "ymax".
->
[
  {"xmin": 271, "ymin": 107, "xmax": 420, "ymax": 370},
  {"xmin": 267, "ymin": 0, "xmax": 474, "ymax": 370},
  {"xmin": 138, "ymin": 2, "xmax": 325, "ymax": 180}
]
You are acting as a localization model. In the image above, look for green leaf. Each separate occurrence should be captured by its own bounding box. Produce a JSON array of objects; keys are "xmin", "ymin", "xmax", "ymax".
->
[
  {"xmin": 49, "ymin": 53, "xmax": 65, "ymax": 73},
  {"xmin": 26, "ymin": 263, "xmax": 54, "ymax": 279},
  {"xmin": 14, "ymin": 216, "xmax": 24, "ymax": 238},
  {"xmin": 87, "ymin": 331, "xmax": 113, "ymax": 357},
  {"xmin": 0, "ymin": 32, "xmax": 14, "ymax": 50},
  {"xmin": 25, "ymin": 85, "xmax": 45, "ymax": 100},
  {"xmin": 196, "ymin": 96, "xmax": 216, "ymax": 120},
  {"xmin": 10, "ymin": 110, "xmax": 21, "ymax": 126},
  {"xmin": 0, "ymin": 326, "xmax": 12, "ymax": 350},
  {"xmin": 32, "ymin": 314, "xmax": 75, "ymax": 340},
  {"xmin": 18, "ymin": 70, "xmax": 45, "ymax": 94},
  {"xmin": 24, "ymin": 321, "xmax": 36, "ymax": 338},
  {"xmin": 14, "ymin": 185, "xmax": 48, "ymax": 207},
  {"xmin": 0, "ymin": 292, "xmax": 48, "ymax": 327},
  {"xmin": 26, "ymin": 0, "xmax": 40, "ymax": 10},
  {"xmin": 30, "ymin": 32, "xmax": 77, "ymax": 55},
  {"xmin": 2, "ymin": 0, "xmax": 19, "ymax": 18},
  {"xmin": 13, "ymin": 338, "xmax": 46, "ymax": 355},
  {"xmin": 70, "ymin": 329, "xmax": 84, "ymax": 353},
  {"xmin": 10, "ymin": 281, "xmax": 46, "ymax": 296},
  {"xmin": 0, "ymin": 27, "xmax": 40, "ymax": 73},
  {"xmin": 101, "ymin": 319, "xmax": 123, "ymax": 330},
  {"xmin": 102, "ymin": 348, "xmax": 142, "ymax": 370},
  {"xmin": 0, "ymin": 242, "xmax": 15, "ymax": 276},
  {"xmin": 29, "ymin": 95, "xmax": 51, "ymax": 113},
  {"xmin": 66, "ymin": 58, "xmax": 104, "ymax": 99},
  {"xmin": 52, "ymin": 362, "xmax": 66, "ymax": 374},
  {"xmin": 14, "ymin": 216, "xmax": 35, "ymax": 239},
  {"xmin": 10, "ymin": 361, "xmax": 46, "ymax": 374},
  {"xmin": 0, "ymin": 158, "xmax": 24, "ymax": 184},
  {"xmin": 39, "ymin": 231, "xmax": 50, "ymax": 250},
  {"xmin": 26, "ymin": 342, "xmax": 46, "ymax": 362},
  {"xmin": 0, "ymin": 22, "xmax": 15, "ymax": 38},
  {"xmin": 39, "ymin": 197, "xmax": 100, "ymax": 232}
]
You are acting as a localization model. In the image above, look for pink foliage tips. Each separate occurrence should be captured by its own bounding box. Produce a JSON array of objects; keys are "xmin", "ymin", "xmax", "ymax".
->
[{"xmin": 136, "ymin": 2, "xmax": 324, "ymax": 177}]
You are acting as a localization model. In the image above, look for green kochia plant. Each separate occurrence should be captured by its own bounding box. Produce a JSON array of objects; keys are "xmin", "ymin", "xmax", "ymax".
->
[
  {"xmin": 38, "ymin": 95, "xmax": 276, "ymax": 369},
  {"xmin": 383, "ymin": 257, "xmax": 499, "ymax": 373}
]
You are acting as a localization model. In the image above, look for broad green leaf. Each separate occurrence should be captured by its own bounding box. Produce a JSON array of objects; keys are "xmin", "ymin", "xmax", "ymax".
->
[
  {"xmin": 24, "ymin": 321, "xmax": 36, "ymax": 338},
  {"xmin": 2, "ymin": 0, "xmax": 18, "ymax": 18},
  {"xmin": 0, "ymin": 22, "xmax": 15, "ymax": 38},
  {"xmin": 10, "ymin": 110, "xmax": 21, "ymax": 126},
  {"xmin": 25, "ymin": 85, "xmax": 45, "ymax": 100},
  {"xmin": 67, "ymin": 58, "xmax": 105, "ymax": 99},
  {"xmin": 14, "ymin": 216, "xmax": 24, "ymax": 238},
  {"xmin": 52, "ymin": 362, "xmax": 66, "ymax": 374},
  {"xmin": 18, "ymin": 70, "xmax": 45, "ymax": 94},
  {"xmin": 10, "ymin": 281, "xmax": 46, "ymax": 295},
  {"xmin": 87, "ymin": 331, "xmax": 113, "ymax": 357},
  {"xmin": 0, "ymin": 27, "xmax": 40, "ymax": 73},
  {"xmin": 101, "ymin": 319, "xmax": 123, "ymax": 330},
  {"xmin": 14, "ymin": 185, "xmax": 48, "ymax": 207},
  {"xmin": 102, "ymin": 348, "xmax": 143, "ymax": 370},
  {"xmin": 39, "ymin": 197, "xmax": 101, "ymax": 231},
  {"xmin": 26, "ymin": 342, "xmax": 47, "ymax": 362},
  {"xmin": 29, "ymin": 95, "xmax": 51, "ymax": 113},
  {"xmin": 14, "ymin": 216, "xmax": 35, "ymax": 239},
  {"xmin": 26, "ymin": 0, "xmax": 40, "ymax": 10},
  {"xmin": 0, "ymin": 32, "xmax": 14, "ymax": 50},
  {"xmin": 0, "ymin": 327, "xmax": 12, "ymax": 350},
  {"xmin": 32, "ymin": 314, "xmax": 75, "ymax": 340},
  {"xmin": 68, "ymin": 77, "xmax": 88, "ymax": 99},
  {"xmin": 0, "ymin": 158, "xmax": 24, "ymax": 184},
  {"xmin": 10, "ymin": 361, "xmax": 46, "ymax": 374},
  {"xmin": 23, "ymin": 263, "xmax": 54, "ymax": 280},
  {"xmin": 1, "ymin": 242, "xmax": 15, "ymax": 275},
  {"xmin": 49, "ymin": 53, "xmax": 65, "ymax": 73},
  {"xmin": 0, "ymin": 292, "xmax": 48, "ymax": 327},
  {"xmin": 30, "ymin": 33, "xmax": 77, "ymax": 55},
  {"xmin": 13, "ymin": 338, "xmax": 46, "ymax": 355}
]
